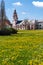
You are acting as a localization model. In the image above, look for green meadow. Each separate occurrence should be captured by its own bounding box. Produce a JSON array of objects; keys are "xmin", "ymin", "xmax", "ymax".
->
[{"xmin": 0, "ymin": 30, "xmax": 43, "ymax": 65}]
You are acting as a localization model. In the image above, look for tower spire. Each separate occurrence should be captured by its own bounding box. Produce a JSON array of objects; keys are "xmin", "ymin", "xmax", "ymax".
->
[
  {"xmin": 12, "ymin": 9, "xmax": 18, "ymax": 29},
  {"xmin": 1, "ymin": 0, "xmax": 7, "ymax": 20},
  {"xmin": 0, "ymin": 0, "xmax": 8, "ymax": 29},
  {"xmin": 0, "ymin": 4, "xmax": 1, "ymax": 20}
]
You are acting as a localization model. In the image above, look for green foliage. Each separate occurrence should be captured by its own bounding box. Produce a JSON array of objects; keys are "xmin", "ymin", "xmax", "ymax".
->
[
  {"xmin": 10, "ymin": 28, "xmax": 18, "ymax": 34},
  {"xmin": 0, "ymin": 28, "xmax": 18, "ymax": 35}
]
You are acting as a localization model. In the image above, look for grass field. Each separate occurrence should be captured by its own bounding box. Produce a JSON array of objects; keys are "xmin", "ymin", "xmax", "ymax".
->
[{"xmin": 0, "ymin": 30, "xmax": 43, "ymax": 65}]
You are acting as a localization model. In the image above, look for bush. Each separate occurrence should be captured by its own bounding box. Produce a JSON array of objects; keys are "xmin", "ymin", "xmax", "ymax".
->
[
  {"xmin": 11, "ymin": 28, "xmax": 18, "ymax": 34},
  {"xmin": 0, "ymin": 28, "xmax": 18, "ymax": 35}
]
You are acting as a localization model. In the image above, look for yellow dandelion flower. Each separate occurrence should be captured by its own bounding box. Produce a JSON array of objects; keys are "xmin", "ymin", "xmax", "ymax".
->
[{"xmin": 11, "ymin": 56, "xmax": 14, "ymax": 60}]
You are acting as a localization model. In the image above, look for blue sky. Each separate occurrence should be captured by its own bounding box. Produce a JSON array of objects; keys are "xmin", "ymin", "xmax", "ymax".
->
[{"xmin": 0, "ymin": 0, "xmax": 43, "ymax": 22}]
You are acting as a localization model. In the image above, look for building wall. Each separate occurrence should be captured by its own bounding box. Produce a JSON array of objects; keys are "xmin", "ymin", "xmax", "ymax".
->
[
  {"xmin": 35, "ymin": 22, "xmax": 43, "ymax": 29},
  {"xmin": 12, "ymin": 19, "xmax": 43, "ymax": 30},
  {"xmin": 15, "ymin": 20, "xmax": 36, "ymax": 30}
]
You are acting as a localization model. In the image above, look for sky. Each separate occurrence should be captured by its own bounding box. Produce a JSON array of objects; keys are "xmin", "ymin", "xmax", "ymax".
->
[{"xmin": 0, "ymin": 0, "xmax": 43, "ymax": 23}]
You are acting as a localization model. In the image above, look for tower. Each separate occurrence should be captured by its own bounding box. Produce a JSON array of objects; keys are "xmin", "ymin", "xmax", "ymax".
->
[
  {"xmin": 13, "ymin": 9, "xmax": 18, "ymax": 22},
  {"xmin": 13, "ymin": 9, "xmax": 18, "ymax": 28},
  {"xmin": 13, "ymin": 10, "xmax": 18, "ymax": 21},
  {"xmin": 1, "ymin": 0, "xmax": 7, "ymax": 19},
  {"xmin": 0, "ymin": 4, "xmax": 1, "ymax": 20},
  {"xmin": 0, "ymin": 0, "xmax": 8, "ymax": 29}
]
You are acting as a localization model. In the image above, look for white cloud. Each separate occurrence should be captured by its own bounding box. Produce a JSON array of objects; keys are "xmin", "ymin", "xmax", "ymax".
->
[
  {"xmin": 22, "ymin": 12, "xmax": 26, "ymax": 15},
  {"xmin": 32, "ymin": 1, "xmax": 43, "ymax": 7},
  {"xmin": 12, "ymin": 2, "xmax": 22, "ymax": 6}
]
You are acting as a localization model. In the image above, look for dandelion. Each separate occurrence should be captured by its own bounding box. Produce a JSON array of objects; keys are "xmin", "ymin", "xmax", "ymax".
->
[
  {"xmin": 11, "ymin": 56, "xmax": 14, "ymax": 60},
  {"xmin": 1, "ymin": 50, "xmax": 5, "ymax": 52}
]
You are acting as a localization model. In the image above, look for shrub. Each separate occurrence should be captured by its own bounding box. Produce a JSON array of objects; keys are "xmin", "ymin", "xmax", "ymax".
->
[
  {"xmin": 11, "ymin": 28, "xmax": 18, "ymax": 34},
  {"xmin": 0, "ymin": 28, "xmax": 18, "ymax": 35}
]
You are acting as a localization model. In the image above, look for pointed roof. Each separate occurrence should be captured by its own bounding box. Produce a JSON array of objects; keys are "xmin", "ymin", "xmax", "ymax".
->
[
  {"xmin": 1, "ymin": 0, "xmax": 5, "ymax": 8},
  {"xmin": 0, "ymin": 0, "xmax": 8, "ymax": 20},
  {"xmin": 13, "ymin": 9, "xmax": 18, "ymax": 20},
  {"xmin": 14, "ymin": 9, "xmax": 17, "ymax": 14},
  {"xmin": 0, "ymin": 5, "xmax": 1, "ymax": 20},
  {"xmin": 0, "ymin": 0, "xmax": 11, "ymax": 24},
  {"xmin": 16, "ymin": 20, "xmax": 22, "ymax": 24}
]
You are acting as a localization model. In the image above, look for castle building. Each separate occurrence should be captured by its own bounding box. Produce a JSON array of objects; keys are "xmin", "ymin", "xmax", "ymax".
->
[
  {"xmin": 12, "ymin": 9, "xmax": 43, "ymax": 30},
  {"xmin": 12, "ymin": 10, "xmax": 36, "ymax": 30}
]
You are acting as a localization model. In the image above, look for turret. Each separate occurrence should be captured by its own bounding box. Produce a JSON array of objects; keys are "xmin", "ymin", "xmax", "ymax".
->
[{"xmin": 13, "ymin": 9, "xmax": 18, "ymax": 24}]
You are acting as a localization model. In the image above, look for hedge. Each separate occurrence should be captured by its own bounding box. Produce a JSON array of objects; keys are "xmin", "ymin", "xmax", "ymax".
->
[{"xmin": 0, "ymin": 28, "xmax": 18, "ymax": 35}]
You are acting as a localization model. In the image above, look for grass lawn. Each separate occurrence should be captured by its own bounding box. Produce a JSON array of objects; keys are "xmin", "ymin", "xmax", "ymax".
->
[{"xmin": 0, "ymin": 30, "xmax": 43, "ymax": 65}]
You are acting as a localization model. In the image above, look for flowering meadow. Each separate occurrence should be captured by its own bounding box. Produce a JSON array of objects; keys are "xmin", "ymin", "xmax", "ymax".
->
[{"xmin": 0, "ymin": 30, "xmax": 43, "ymax": 65}]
